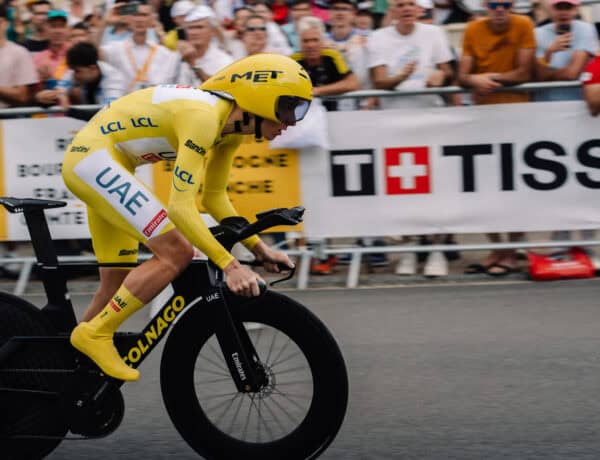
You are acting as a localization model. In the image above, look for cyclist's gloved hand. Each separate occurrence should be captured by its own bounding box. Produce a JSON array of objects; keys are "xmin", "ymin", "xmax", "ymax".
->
[
  {"xmin": 251, "ymin": 241, "xmax": 294, "ymax": 274},
  {"xmin": 224, "ymin": 259, "xmax": 265, "ymax": 297}
]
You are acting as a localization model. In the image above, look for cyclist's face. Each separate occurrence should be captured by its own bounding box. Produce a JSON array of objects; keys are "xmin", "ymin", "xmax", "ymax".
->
[{"xmin": 260, "ymin": 118, "xmax": 289, "ymax": 140}]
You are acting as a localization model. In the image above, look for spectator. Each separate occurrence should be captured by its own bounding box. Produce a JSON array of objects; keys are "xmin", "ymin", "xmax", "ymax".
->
[
  {"xmin": 458, "ymin": 0, "xmax": 535, "ymax": 276},
  {"xmin": 355, "ymin": 8, "xmax": 375, "ymax": 32},
  {"xmin": 32, "ymin": 10, "xmax": 71, "ymax": 106},
  {"xmin": 367, "ymin": 0, "xmax": 454, "ymax": 277},
  {"xmin": 98, "ymin": 1, "xmax": 160, "ymax": 45},
  {"xmin": 291, "ymin": 16, "xmax": 360, "ymax": 275},
  {"xmin": 271, "ymin": 0, "xmax": 290, "ymax": 25},
  {"xmin": 232, "ymin": 14, "xmax": 279, "ymax": 58},
  {"xmin": 177, "ymin": 6, "xmax": 234, "ymax": 85},
  {"xmin": 252, "ymin": 1, "xmax": 292, "ymax": 55},
  {"xmin": 0, "ymin": 3, "xmax": 38, "ymax": 108},
  {"xmin": 66, "ymin": 0, "xmax": 93, "ymax": 27},
  {"xmin": 70, "ymin": 22, "xmax": 92, "ymax": 45},
  {"xmin": 582, "ymin": 53, "xmax": 600, "ymax": 115},
  {"xmin": 100, "ymin": 1, "xmax": 179, "ymax": 92},
  {"xmin": 526, "ymin": 0, "xmax": 552, "ymax": 26},
  {"xmin": 292, "ymin": 16, "xmax": 360, "ymax": 110},
  {"xmin": 64, "ymin": 41, "xmax": 126, "ymax": 106},
  {"xmin": 535, "ymin": 0, "xmax": 598, "ymax": 101},
  {"xmin": 162, "ymin": 0, "xmax": 195, "ymax": 50},
  {"xmin": 430, "ymin": 0, "xmax": 472, "ymax": 25},
  {"xmin": 282, "ymin": 0, "xmax": 313, "ymax": 52},
  {"xmin": 24, "ymin": 0, "xmax": 51, "ymax": 52},
  {"xmin": 226, "ymin": 6, "xmax": 253, "ymax": 58}
]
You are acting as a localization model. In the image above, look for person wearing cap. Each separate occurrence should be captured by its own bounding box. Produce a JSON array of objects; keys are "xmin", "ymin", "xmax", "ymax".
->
[
  {"xmin": 0, "ymin": 3, "xmax": 38, "ymax": 107},
  {"xmin": 177, "ymin": 5, "xmax": 233, "ymax": 85},
  {"xmin": 100, "ymin": 1, "xmax": 179, "ymax": 92},
  {"xmin": 252, "ymin": 1, "xmax": 292, "ymax": 56},
  {"xmin": 32, "ymin": 9, "xmax": 72, "ymax": 105},
  {"xmin": 163, "ymin": 0, "xmax": 195, "ymax": 50},
  {"xmin": 534, "ymin": 0, "xmax": 598, "ymax": 101}
]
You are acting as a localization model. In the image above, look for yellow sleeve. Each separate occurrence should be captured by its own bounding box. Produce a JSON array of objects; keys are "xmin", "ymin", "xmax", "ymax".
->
[
  {"xmin": 167, "ymin": 108, "xmax": 235, "ymax": 270},
  {"xmin": 202, "ymin": 135, "xmax": 261, "ymax": 250}
]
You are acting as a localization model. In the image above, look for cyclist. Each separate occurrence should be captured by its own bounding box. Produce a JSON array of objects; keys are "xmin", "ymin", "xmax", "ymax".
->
[{"xmin": 62, "ymin": 53, "xmax": 312, "ymax": 381}]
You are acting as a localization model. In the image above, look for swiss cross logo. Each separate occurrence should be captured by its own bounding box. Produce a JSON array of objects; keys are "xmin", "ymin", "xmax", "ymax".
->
[{"xmin": 385, "ymin": 147, "xmax": 431, "ymax": 195}]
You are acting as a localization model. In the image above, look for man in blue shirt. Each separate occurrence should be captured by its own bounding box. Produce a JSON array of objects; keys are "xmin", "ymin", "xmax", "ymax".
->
[{"xmin": 534, "ymin": 0, "xmax": 598, "ymax": 101}]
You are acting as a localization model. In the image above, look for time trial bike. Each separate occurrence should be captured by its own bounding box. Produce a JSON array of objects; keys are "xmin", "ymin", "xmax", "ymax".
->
[{"xmin": 0, "ymin": 197, "xmax": 349, "ymax": 460}]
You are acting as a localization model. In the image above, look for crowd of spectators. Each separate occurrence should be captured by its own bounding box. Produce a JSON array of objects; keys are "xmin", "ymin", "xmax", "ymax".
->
[{"xmin": 1, "ymin": 0, "xmax": 600, "ymax": 278}]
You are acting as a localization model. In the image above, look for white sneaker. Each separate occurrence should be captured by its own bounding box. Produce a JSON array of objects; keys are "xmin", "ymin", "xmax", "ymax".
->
[
  {"xmin": 423, "ymin": 251, "xmax": 448, "ymax": 278},
  {"xmin": 395, "ymin": 252, "xmax": 417, "ymax": 275}
]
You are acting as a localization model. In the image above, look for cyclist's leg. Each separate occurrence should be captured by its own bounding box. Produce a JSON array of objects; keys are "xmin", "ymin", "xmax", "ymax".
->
[{"xmin": 63, "ymin": 145, "xmax": 193, "ymax": 380}]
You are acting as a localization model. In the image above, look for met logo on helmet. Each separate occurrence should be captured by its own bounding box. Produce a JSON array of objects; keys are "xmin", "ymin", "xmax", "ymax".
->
[{"xmin": 231, "ymin": 70, "xmax": 284, "ymax": 83}]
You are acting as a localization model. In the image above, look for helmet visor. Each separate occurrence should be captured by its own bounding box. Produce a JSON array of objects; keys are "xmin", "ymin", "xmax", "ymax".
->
[{"xmin": 275, "ymin": 96, "xmax": 311, "ymax": 125}]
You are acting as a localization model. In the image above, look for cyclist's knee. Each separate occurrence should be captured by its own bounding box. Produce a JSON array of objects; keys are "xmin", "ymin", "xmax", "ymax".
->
[{"xmin": 148, "ymin": 230, "xmax": 194, "ymax": 273}]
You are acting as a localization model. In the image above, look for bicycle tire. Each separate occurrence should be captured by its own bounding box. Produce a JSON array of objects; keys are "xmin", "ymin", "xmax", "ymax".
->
[
  {"xmin": 0, "ymin": 293, "xmax": 70, "ymax": 460},
  {"xmin": 160, "ymin": 291, "xmax": 348, "ymax": 460}
]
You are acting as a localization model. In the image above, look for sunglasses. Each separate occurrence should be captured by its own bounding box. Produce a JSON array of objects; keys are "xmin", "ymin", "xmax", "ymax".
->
[
  {"xmin": 246, "ymin": 26, "xmax": 267, "ymax": 31},
  {"xmin": 488, "ymin": 1, "xmax": 513, "ymax": 9},
  {"xmin": 331, "ymin": 5, "xmax": 354, "ymax": 11}
]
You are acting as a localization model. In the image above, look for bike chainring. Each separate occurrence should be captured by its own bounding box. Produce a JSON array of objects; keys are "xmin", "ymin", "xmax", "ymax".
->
[{"xmin": 68, "ymin": 386, "xmax": 125, "ymax": 437}]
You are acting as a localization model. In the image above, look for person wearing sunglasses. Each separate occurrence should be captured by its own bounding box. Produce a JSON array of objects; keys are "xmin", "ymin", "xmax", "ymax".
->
[
  {"xmin": 458, "ymin": 0, "xmax": 535, "ymax": 277},
  {"xmin": 239, "ymin": 14, "xmax": 272, "ymax": 58}
]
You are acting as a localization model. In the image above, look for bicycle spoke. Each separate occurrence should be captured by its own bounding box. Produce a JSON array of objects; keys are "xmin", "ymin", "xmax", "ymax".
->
[
  {"xmin": 251, "ymin": 326, "xmax": 264, "ymax": 350},
  {"xmin": 271, "ymin": 388, "xmax": 308, "ymax": 413},
  {"xmin": 275, "ymin": 379, "xmax": 313, "ymax": 386},
  {"xmin": 227, "ymin": 393, "xmax": 246, "ymax": 434},
  {"xmin": 208, "ymin": 342, "xmax": 226, "ymax": 366},
  {"xmin": 261, "ymin": 397, "xmax": 288, "ymax": 435},
  {"xmin": 201, "ymin": 377, "xmax": 233, "ymax": 384},
  {"xmin": 252, "ymin": 396, "xmax": 275, "ymax": 442},
  {"xmin": 265, "ymin": 330, "xmax": 279, "ymax": 365},
  {"xmin": 271, "ymin": 350, "xmax": 303, "ymax": 368},
  {"xmin": 270, "ymin": 389, "xmax": 312, "ymax": 401},
  {"xmin": 214, "ymin": 393, "xmax": 241, "ymax": 427},
  {"xmin": 267, "ymin": 392, "xmax": 300, "ymax": 424},
  {"xmin": 201, "ymin": 391, "xmax": 240, "ymax": 401},
  {"xmin": 195, "ymin": 368, "xmax": 231, "ymax": 378},
  {"xmin": 242, "ymin": 394, "xmax": 256, "ymax": 441},
  {"xmin": 268, "ymin": 337, "xmax": 293, "ymax": 368},
  {"xmin": 274, "ymin": 365, "xmax": 307, "ymax": 376},
  {"xmin": 197, "ymin": 352, "xmax": 229, "ymax": 374},
  {"xmin": 205, "ymin": 393, "xmax": 243, "ymax": 415}
]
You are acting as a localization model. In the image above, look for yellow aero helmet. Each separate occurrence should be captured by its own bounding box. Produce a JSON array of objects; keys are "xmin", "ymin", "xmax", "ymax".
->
[{"xmin": 200, "ymin": 53, "xmax": 313, "ymax": 125}]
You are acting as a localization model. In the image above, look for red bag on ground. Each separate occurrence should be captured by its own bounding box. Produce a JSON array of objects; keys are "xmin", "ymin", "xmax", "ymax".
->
[{"xmin": 527, "ymin": 247, "xmax": 596, "ymax": 281}]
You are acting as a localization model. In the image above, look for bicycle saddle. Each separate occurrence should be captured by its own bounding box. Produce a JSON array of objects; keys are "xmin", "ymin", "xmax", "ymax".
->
[{"xmin": 0, "ymin": 197, "xmax": 67, "ymax": 213}]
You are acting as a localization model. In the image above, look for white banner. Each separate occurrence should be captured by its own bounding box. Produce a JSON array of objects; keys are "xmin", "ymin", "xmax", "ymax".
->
[
  {"xmin": 1, "ymin": 117, "xmax": 152, "ymax": 241},
  {"xmin": 301, "ymin": 101, "xmax": 600, "ymax": 238}
]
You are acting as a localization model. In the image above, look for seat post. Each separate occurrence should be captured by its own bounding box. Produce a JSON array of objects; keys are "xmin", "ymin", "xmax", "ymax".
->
[{"xmin": 23, "ymin": 209, "xmax": 77, "ymax": 330}]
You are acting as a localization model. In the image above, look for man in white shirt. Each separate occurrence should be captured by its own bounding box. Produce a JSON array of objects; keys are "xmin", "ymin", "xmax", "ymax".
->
[
  {"xmin": 100, "ymin": 1, "xmax": 179, "ymax": 92},
  {"xmin": 0, "ymin": 4, "xmax": 38, "ymax": 107},
  {"xmin": 367, "ymin": 0, "xmax": 453, "ymax": 109},
  {"xmin": 177, "ymin": 6, "xmax": 234, "ymax": 85}
]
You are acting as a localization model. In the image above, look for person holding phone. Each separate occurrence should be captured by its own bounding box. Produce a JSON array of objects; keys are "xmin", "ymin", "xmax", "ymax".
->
[{"xmin": 534, "ymin": 0, "xmax": 598, "ymax": 101}]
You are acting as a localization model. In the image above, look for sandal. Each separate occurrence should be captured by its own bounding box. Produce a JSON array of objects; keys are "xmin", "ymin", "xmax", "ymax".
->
[
  {"xmin": 464, "ymin": 263, "xmax": 486, "ymax": 274},
  {"xmin": 485, "ymin": 263, "xmax": 516, "ymax": 277}
]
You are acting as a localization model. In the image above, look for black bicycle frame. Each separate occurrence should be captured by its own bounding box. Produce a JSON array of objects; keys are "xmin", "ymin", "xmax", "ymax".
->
[{"xmin": 0, "ymin": 198, "xmax": 296, "ymax": 393}]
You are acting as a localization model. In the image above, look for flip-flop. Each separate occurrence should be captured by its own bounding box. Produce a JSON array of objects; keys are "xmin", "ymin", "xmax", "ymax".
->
[
  {"xmin": 464, "ymin": 263, "xmax": 486, "ymax": 274},
  {"xmin": 485, "ymin": 263, "xmax": 515, "ymax": 277}
]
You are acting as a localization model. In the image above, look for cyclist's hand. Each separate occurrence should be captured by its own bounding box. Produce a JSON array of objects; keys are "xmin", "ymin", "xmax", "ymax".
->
[
  {"xmin": 224, "ymin": 260, "xmax": 265, "ymax": 297},
  {"xmin": 252, "ymin": 241, "xmax": 294, "ymax": 273}
]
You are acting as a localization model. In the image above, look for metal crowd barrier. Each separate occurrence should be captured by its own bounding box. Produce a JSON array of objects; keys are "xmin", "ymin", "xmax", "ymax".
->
[{"xmin": 0, "ymin": 80, "xmax": 594, "ymax": 291}]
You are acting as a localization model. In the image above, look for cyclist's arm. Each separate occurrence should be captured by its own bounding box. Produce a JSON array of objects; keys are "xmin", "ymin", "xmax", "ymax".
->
[
  {"xmin": 167, "ymin": 109, "xmax": 234, "ymax": 270},
  {"xmin": 202, "ymin": 135, "xmax": 261, "ymax": 251}
]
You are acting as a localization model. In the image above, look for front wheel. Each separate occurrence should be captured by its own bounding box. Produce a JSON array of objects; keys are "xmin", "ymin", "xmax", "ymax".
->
[{"xmin": 160, "ymin": 291, "xmax": 348, "ymax": 460}]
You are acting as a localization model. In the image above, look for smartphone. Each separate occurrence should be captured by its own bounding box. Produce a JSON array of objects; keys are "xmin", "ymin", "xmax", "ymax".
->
[
  {"xmin": 119, "ymin": 2, "xmax": 140, "ymax": 15},
  {"xmin": 557, "ymin": 23, "xmax": 571, "ymax": 35},
  {"xmin": 177, "ymin": 28, "xmax": 186, "ymax": 40}
]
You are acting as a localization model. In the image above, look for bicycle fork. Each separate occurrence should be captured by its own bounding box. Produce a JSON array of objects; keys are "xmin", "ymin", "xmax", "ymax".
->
[{"xmin": 210, "ymin": 286, "xmax": 267, "ymax": 393}]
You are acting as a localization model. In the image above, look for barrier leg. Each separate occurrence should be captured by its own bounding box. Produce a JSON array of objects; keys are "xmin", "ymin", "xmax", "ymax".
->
[
  {"xmin": 347, "ymin": 253, "xmax": 362, "ymax": 288},
  {"xmin": 14, "ymin": 260, "xmax": 34, "ymax": 296},
  {"xmin": 297, "ymin": 249, "xmax": 311, "ymax": 290}
]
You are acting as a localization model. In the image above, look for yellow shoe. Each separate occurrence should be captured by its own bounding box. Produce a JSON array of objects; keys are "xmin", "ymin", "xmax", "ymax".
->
[{"xmin": 71, "ymin": 322, "xmax": 140, "ymax": 381}]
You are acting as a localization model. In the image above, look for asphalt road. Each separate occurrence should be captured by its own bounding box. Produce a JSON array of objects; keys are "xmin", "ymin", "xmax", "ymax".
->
[{"xmin": 22, "ymin": 279, "xmax": 600, "ymax": 460}]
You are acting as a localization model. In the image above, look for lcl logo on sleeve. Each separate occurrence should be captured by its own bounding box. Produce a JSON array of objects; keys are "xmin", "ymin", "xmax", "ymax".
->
[{"xmin": 385, "ymin": 147, "xmax": 430, "ymax": 195}]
